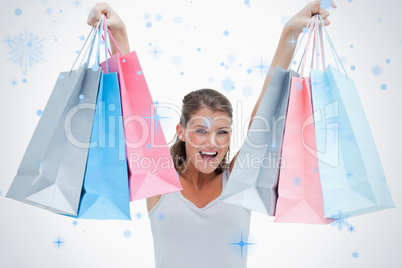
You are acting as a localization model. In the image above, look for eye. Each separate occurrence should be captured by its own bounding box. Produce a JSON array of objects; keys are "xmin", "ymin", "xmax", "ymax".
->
[
  {"xmin": 196, "ymin": 129, "xmax": 207, "ymax": 134},
  {"xmin": 217, "ymin": 130, "xmax": 228, "ymax": 135}
]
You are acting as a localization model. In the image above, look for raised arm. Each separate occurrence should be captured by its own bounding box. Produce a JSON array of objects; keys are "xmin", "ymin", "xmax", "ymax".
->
[
  {"xmin": 229, "ymin": 0, "xmax": 335, "ymax": 172},
  {"xmin": 87, "ymin": 3, "xmax": 131, "ymax": 55}
]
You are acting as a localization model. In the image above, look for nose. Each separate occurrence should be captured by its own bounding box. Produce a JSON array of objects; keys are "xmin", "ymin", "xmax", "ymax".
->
[
  {"xmin": 204, "ymin": 135, "xmax": 212, "ymax": 147},
  {"xmin": 207, "ymin": 132, "xmax": 219, "ymax": 147}
]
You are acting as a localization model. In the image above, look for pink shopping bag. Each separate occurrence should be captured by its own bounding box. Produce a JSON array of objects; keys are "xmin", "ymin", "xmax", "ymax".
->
[
  {"xmin": 274, "ymin": 76, "xmax": 332, "ymax": 224},
  {"xmin": 100, "ymin": 36, "xmax": 182, "ymax": 201}
]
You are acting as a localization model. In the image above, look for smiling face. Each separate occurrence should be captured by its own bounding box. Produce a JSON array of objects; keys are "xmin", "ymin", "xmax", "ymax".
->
[{"xmin": 176, "ymin": 108, "xmax": 232, "ymax": 174}]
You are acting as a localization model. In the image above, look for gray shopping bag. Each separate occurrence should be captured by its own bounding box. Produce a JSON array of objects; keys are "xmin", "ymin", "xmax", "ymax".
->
[
  {"xmin": 6, "ymin": 24, "xmax": 104, "ymax": 216},
  {"xmin": 6, "ymin": 65, "xmax": 101, "ymax": 215},
  {"xmin": 220, "ymin": 66, "xmax": 297, "ymax": 215}
]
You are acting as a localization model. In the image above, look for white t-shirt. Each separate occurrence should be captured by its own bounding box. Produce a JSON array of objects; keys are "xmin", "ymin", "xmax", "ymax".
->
[{"xmin": 148, "ymin": 168, "xmax": 251, "ymax": 268}]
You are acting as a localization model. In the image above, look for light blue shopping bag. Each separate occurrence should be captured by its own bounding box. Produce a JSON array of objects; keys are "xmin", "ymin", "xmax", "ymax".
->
[
  {"xmin": 310, "ymin": 16, "xmax": 395, "ymax": 218},
  {"xmin": 75, "ymin": 71, "xmax": 130, "ymax": 220}
]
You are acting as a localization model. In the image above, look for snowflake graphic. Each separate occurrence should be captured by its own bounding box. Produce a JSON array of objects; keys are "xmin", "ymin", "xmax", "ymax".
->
[
  {"xmin": 135, "ymin": 212, "xmax": 143, "ymax": 220},
  {"xmin": 155, "ymin": 14, "xmax": 163, "ymax": 22},
  {"xmin": 331, "ymin": 211, "xmax": 355, "ymax": 232},
  {"xmin": 251, "ymin": 56, "xmax": 270, "ymax": 78},
  {"xmin": 141, "ymin": 101, "xmax": 172, "ymax": 135},
  {"xmin": 228, "ymin": 231, "xmax": 255, "ymax": 257},
  {"xmin": 172, "ymin": 55, "xmax": 182, "ymax": 66},
  {"xmin": 174, "ymin": 16, "xmax": 183, "ymax": 24},
  {"xmin": 158, "ymin": 212, "xmax": 166, "ymax": 221},
  {"xmin": 71, "ymin": 0, "xmax": 83, "ymax": 8},
  {"xmin": 149, "ymin": 45, "xmax": 162, "ymax": 60},
  {"xmin": 242, "ymin": 86, "xmax": 253, "ymax": 97},
  {"xmin": 348, "ymin": 225, "xmax": 356, "ymax": 233},
  {"xmin": 6, "ymin": 28, "xmax": 45, "ymax": 75},
  {"xmin": 144, "ymin": 13, "xmax": 151, "ymax": 20},
  {"xmin": 221, "ymin": 77, "xmax": 235, "ymax": 93},
  {"xmin": 226, "ymin": 53, "xmax": 236, "ymax": 64},
  {"xmin": 292, "ymin": 176, "xmax": 302, "ymax": 186},
  {"xmin": 53, "ymin": 236, "xmax": 65, "ymax": 248},
  {"xmin": 123, "ymin": 230, "xmax": 131, "ymax": 238},
  {"xmin": 296, "ymin": 81, "xmax": 303, "ymax": 90},
  {"xmin": 10, "ymin": 79, "xmax": 18, "ymax": 87},
  {"xmin": 371, "ymin": 65, "xmax": 382, "ymax": 77}
]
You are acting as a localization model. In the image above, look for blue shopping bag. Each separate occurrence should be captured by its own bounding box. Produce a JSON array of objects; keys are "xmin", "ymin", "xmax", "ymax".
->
[
  {"xmin": 75, "ymin": 71, "xmax": 130, "ymax": 220},
  {"xmin": 310, "ymin": 16, "xmax": 395, "ymax": 218}
]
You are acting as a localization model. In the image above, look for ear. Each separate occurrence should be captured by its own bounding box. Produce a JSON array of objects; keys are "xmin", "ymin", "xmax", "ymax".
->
[{"xmin": 176, "ymin": 123, "xmax": 185, "ymax": 142}]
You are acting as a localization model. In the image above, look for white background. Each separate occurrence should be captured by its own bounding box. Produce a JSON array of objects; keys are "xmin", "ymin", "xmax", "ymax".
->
[{"xmin": 0, "ymin": 0, "xmax": 401, "ymax": 267}]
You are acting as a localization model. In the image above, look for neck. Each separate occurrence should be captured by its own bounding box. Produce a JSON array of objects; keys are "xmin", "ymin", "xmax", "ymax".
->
[{"xmin": 178, "ymin": 158, "xmax": 216, "ymax": 189}]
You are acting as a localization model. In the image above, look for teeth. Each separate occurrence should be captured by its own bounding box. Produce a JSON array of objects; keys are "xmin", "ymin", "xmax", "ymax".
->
[{"xmin": 200, "ymin": 151, "xmax": 217, "ymax": 155}]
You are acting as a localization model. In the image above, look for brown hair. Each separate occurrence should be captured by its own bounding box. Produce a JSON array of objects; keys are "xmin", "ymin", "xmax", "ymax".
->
[{"xmin": 169, "ymin": 88, "xmax": 233, "ymax": 174}]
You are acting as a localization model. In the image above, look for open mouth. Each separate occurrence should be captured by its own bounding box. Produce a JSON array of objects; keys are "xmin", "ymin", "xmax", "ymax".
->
[{"xmin": 199, "ymin": 150, "xmax": 218, "ymax": 161}]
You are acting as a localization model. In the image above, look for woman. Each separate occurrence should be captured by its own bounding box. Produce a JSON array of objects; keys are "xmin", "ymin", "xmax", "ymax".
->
[{"xmin": 88, "ymin": 1, "xmax": 335, "ymax": 267}]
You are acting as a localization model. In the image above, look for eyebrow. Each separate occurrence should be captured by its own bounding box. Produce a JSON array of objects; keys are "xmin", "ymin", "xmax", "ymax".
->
[{"xmin": 194, "ymin": 125, "xmax": 229, "ymax": 130}]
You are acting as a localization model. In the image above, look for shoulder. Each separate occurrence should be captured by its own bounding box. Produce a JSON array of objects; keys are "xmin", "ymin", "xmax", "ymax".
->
[
  {"xmin": 147, "ymin": 195, "xmax": 162, "ymax": 213},
  {"xmin": 147, "ymin": 169, "xmax": 180, "ymax": 212}
]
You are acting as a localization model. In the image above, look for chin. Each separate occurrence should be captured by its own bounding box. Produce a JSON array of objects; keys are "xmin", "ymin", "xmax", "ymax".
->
[{"xmin": 194, "ymin": 160, "xmax": 219, "ymax": 174}]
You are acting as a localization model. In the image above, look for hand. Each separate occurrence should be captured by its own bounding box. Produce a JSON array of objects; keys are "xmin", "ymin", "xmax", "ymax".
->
[
  {"xmin": 87, "ymin": 2, "xmax": 130, "ymax": 55},
  {"xmin": 285, "ymin": 0, "xmax": 337, "ymax": 35},
  {"xmin": 87, "ymin": 3, "xmax": 125, "ymax": 34}
]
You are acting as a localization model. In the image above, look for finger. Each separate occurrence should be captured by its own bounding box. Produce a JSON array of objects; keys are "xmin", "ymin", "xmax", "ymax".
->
[
  {"xmin": 87, "ymin": 9, "xmax": 99, "ymax": 26},
  {"xmin": 87, "ymin": 9, "xmax": 102, "ymax": 26},
  {"xmin": 309, "ymin": 0, "xmax": 322, "ymax": 14},
  {"xmin": 318, "ymin": 7, "xmax": 330, "ymax": 19},
  {"xmin": 331, "ymin": 1, "xmax": 337, "ymax": 8},
  {"xmin": 87, "ymin": 3, "xmax": 110, "ymax": 26},
  {"xmin": 318, "ymin": 18, "xmax": 330, "ymax": 27},
  {"xmin": 87, "ymin": 10, "xmax": 107, "ymax": 27}
]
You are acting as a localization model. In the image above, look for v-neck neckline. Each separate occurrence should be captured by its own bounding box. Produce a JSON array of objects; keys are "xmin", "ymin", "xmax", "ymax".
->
[{"xmin": 176, "ymin": 170, "xmax": 227, "ymax": 210}]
